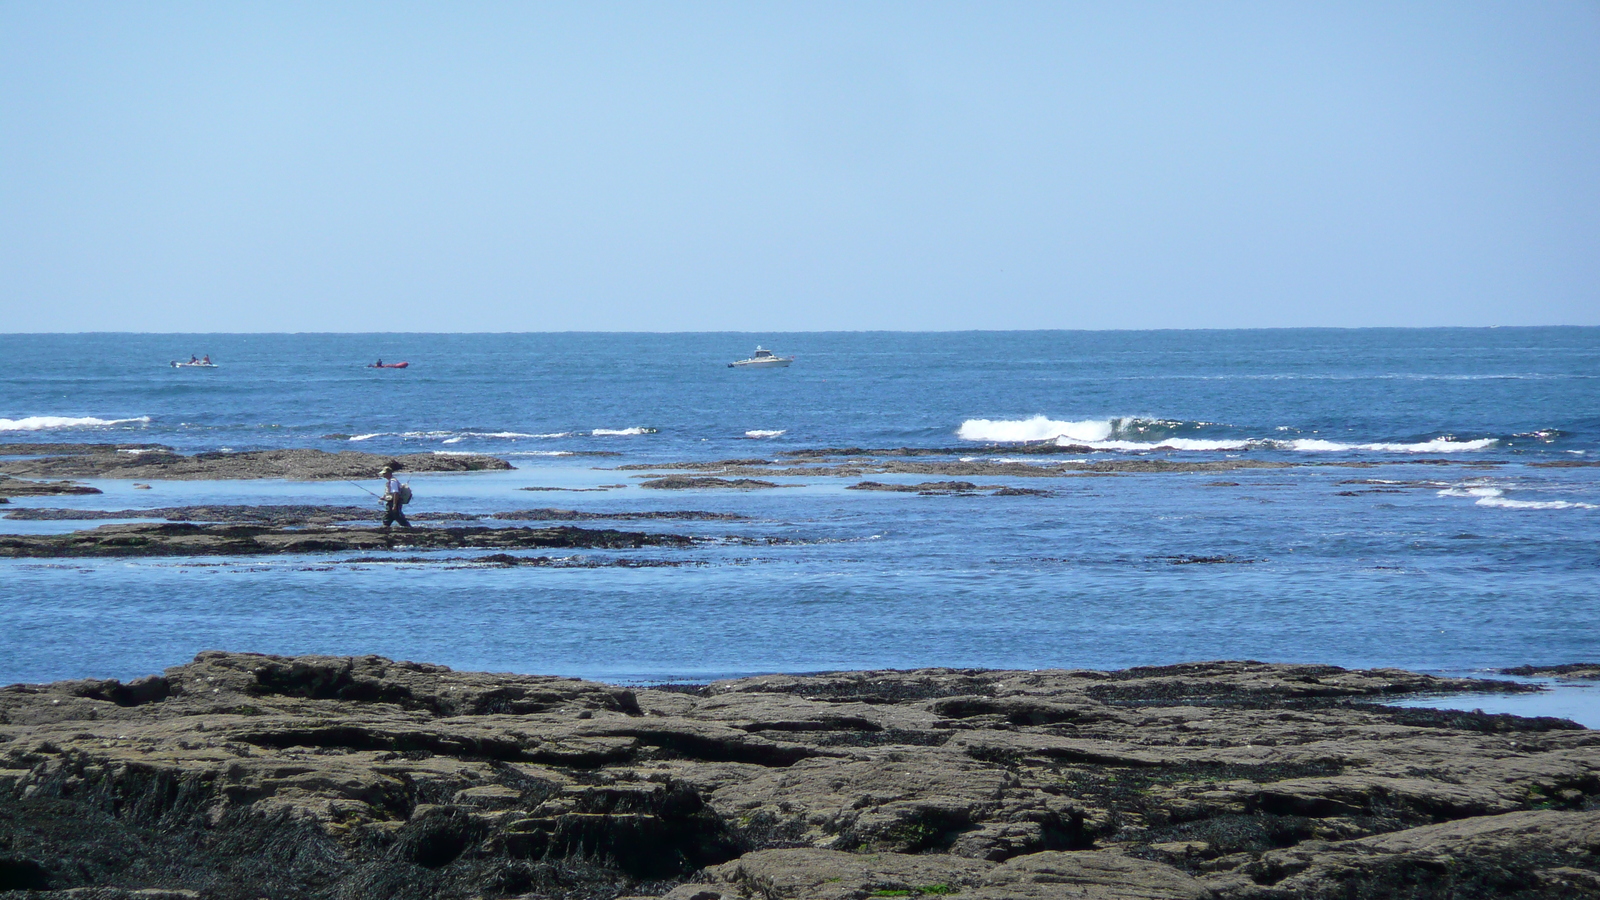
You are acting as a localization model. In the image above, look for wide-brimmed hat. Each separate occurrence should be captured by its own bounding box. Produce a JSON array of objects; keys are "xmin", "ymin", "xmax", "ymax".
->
[{"xmin": 379, "ymin": 465, "xmax": 394, "ymax": 475}]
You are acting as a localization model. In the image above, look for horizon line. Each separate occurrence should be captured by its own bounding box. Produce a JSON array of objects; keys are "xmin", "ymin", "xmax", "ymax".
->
[{"xmin": 4, "ymin": 325, "xmax": 1595, "ymax": 337}]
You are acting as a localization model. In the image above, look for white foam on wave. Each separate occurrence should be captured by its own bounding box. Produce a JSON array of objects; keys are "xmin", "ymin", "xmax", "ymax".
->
[
  {"xmin": 745, "ymin": 430, "xmax": 786, "ymax": 438},
  {"xmin": 350, "ymin": 430, "xmax": 563, "ymax": 443},
  {"xmin": 1438, "ymin": 486, "xmax": 1596, "ymax": 510},
  {"xmin": 504, "ymin": 450, "xmax": 575, "ymax": 457},
  {"xmin": 592, "ymin": 427, "xmax": 656, "ymax": 436},
  {"xmin": 1068, "ymin": 438, "xmax": 1253, "ymax": 451},
  {"xmin": 957, "ymin": 416, "xmax": 1499, "ymax": 454},
  {"xmin": 0, "ymin": 415, "xmax": 151, "ymax": 431},
  {"xmin": 1289, "ymin": 437, "xmax": 1496, "ymax": 453},
  {"xmin": 959, "ymin": 416, "xmax": 1114, "ymax": 443},
  {"xmin": 440, "ymin": 431, "xmax": 547, "ymax": 444}
]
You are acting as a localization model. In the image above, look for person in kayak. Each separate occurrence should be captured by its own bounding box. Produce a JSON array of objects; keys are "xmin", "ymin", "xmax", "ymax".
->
[
  {"xmin": 375, "ymin": 359, "xmax": 382, "ymax": 367},
  {"xmin": 379, "ymin": 465, "xmax": 411, "ymax": 529}
]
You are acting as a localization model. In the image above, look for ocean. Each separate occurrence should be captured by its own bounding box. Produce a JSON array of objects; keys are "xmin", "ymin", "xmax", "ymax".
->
[{"xmin": 2, "ymin": 329, "xmax": 1597, "ymax": 688}]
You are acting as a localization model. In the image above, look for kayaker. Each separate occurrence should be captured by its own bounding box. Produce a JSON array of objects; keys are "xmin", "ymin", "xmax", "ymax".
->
[
  {"xmin": 379, "ymin": 465, "xmax": 411, "ymax": 529},
  {"xmin": 375, "ymin": 359, "xmax": 383, "ymax": 367}
]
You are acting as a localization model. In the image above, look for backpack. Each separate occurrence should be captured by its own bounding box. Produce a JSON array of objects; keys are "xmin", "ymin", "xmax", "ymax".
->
[{"xmin": 396, "ymin": 483, "xmax": 413, "ymax": 505}]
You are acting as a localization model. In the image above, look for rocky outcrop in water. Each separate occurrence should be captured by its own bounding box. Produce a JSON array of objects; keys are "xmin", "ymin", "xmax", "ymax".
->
[
  {"xmin": 0, "ymin": 523, "xmax": 692, "ymax": 558},
  {"xmin": 637, "ymin": 476, "xmax": 782, "ymax": 490},
  {"xmin": 1, "ymin": 655, "xmax": 1594, "ymax": 899},
  {"xmin": 0, "ymin": 475, "xmax": 100, "ymax": 497},
  {"xmin": 3, "ymin": 505, "xmax": 745, "ymax": 526},
  {"xmin": 846, "ymin": 481, "xmax": 1055, "ymax": 497},
  {"xmin": 0, "ymin": 448, "xmax": 511, "ymax": 481}
]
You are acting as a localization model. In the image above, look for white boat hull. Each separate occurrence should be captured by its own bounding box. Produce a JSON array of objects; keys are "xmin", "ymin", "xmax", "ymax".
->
[{"xmin": 729, "ymin": 357, "xmax": 792, "ymax": 368}]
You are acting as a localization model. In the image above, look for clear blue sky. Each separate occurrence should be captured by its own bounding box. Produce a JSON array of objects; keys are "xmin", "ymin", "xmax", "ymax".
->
[{"xmin": 2, "ymin": 2, "xmax": 1596, "ymax": 332}]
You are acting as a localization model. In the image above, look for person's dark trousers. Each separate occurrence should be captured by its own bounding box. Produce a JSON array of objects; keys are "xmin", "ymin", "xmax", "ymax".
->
[{"xmin": 383, "ymin": 503, "xmax": 411, "ymax": 528}]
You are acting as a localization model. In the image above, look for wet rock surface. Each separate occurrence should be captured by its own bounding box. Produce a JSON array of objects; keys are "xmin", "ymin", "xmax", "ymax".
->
[
  {"xmin": 3, "ymin": 505, "xmax": 463, "ymax": 525},
  {"xmin": 0, "ymin": 448, "xmax": 511, "ymax": 481},
  {"xmin": 846, "ymin": 481, "xmax": 1055, "ymax": 497},
  {"xmin": 0, "ymin": 523, "xmax": 693, "ymax": 558},
  {"xmin": 490, "ymin": 509, "xmax": 749, "ymax": 522},
  {"xmin": 1, "ymin": 655, "xmax": 1595, "ymax": 899},
  {"xmin": 4, "ymin": 505, "xmax": 745, "ymax": 526},
  {"xmin": 1502, "ymin": 664, "xmax": 1600, "ymax": 680},
  {"xmin": 0, "ymin": 442, "xmax": 175, "ymax": 456},
  {"xmin": 0, "ymin": 475, "xmax": 100, "ymax": 498},
  {"xmin": 637, "ymin": 476, "xmax": 783, "ymax": 490}
]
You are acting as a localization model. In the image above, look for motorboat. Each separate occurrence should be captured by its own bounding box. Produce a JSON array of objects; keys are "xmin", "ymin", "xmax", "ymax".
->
[
  {"xmin": 367, "ymin": 361, "xmax": 409, "ymax": 369},
  {"xmin": 728, "ymin": 346, "xmax": 793, "ymax": 368},
  {"xmin": 170, "ymin": 360, "xmax": 217, "ymax": 368}
]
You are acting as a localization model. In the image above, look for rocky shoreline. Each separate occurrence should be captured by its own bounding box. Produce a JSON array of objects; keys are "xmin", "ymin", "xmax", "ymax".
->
[{"xmin": 1, "ymin": 654, "xmax": 1595, "ymax": 899}]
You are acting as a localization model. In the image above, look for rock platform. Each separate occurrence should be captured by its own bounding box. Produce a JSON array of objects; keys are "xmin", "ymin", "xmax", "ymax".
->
[
  {"xmin": 0, "ymin": 446, "xmax": 510, "ymax": 481},
  {"xmin": 0, "ymin": 523, "xmax": 691, "ymax": 558},
  {"xmin": 1, "ymin": 654, "xmax": 1596, "ymax": 899}
]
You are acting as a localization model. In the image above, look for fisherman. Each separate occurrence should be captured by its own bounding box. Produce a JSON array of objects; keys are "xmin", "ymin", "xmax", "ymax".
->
[{"xmin": 379, "ymin": 464, "xmax": 411, "ymax": 529}]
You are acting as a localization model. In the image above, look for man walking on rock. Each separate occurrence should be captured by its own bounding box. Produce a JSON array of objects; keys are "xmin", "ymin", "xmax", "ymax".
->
[{"xmin": 379, "ymin": 464, "xmax": 411, "ymax": 529}]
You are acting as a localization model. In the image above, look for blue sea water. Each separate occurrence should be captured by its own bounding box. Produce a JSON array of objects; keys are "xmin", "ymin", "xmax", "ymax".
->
[{"xmin": 1, "ymin": 329, "xmax": 1597, "ymax": 687}]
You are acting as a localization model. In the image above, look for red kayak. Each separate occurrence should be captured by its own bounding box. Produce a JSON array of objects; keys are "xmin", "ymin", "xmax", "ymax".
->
[{"xmin": 367, "ymin": 362, "xmax": 409, "ymax": 369}]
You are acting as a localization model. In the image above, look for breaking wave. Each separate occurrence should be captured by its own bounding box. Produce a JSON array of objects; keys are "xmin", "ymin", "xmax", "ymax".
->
[
  {"xmin": 745, "ymin": 430, "xmax": 786, "ymax": 438},
  {"xmin": 592, "ymin": 427, "xmax": 657, "ymax": 436},
  {"xmin": 1438, "ymin": 486, "xmax": 1596, "ymax": 510},
  {"xmin": 956, "ymin": 416, "xmax": 1499, "ymax": 454},
  {"xmin": 958, "ymin": 416, "xmax": 1117, "ymax": 443},
  {"xmin": 0, "ymin": 415, "xmax": 151, "ymax": 431}
]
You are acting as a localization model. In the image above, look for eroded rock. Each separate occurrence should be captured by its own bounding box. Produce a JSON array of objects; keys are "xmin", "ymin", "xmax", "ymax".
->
[{"xmin": 0, "ymin": 655, "xmax": 1595, "ymax": 899}]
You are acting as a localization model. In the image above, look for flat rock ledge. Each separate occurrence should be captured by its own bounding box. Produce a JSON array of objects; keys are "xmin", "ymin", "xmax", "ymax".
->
[
  {"xmin": 0, "ymin": 447, "xmax": 510, "ymax": 481},
  {"xmin": 1, "ymin": 655, "xmax": 1594, "ymax": 900},
  {"xmin": 4, "ymin": 505, "xmax": 746, "ymax": 526},
  {"xmin": 0, "ymin": 523, "xmax": 692, "ymax": 558},
  {"xmin": 0, "ymin": 475, "xmax": 100, "ymax": 498}
]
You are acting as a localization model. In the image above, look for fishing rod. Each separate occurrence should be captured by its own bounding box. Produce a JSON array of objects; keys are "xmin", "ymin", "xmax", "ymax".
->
[{"xmin": 346, "ymin": 480, "xmax": 383, "ymax": 499}]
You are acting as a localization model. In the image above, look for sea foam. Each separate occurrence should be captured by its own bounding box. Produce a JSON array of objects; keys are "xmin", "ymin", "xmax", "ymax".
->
[
  {"xmin": 1288, "ymin": 437, "xmax": 1497, "ymax": 453},
  {"xmin": 745, "ymin": 430, "xmax": 786, "ymax": 438},
  {"xmin": 1438, "ymin": 486, "xmax": 1596, "ymax": 510},
  {"xmin": 957, "ymin": 416, "xmax": 1497, "ymax": 454},
  {"xmin": 0, "ymin": 415, "xmax": 151, "ymax": 431},
  {"xmin": 958, "ymin": 416, "xmax": 1115, "ymax": 443}
]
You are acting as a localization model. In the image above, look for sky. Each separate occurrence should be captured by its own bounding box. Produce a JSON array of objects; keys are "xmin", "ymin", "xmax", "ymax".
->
[{"xmin": 2, "ymin": 2, "xmax": 1597, "ymax": 332}]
